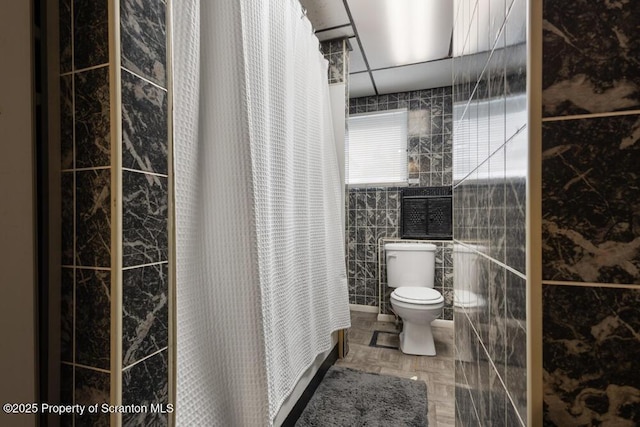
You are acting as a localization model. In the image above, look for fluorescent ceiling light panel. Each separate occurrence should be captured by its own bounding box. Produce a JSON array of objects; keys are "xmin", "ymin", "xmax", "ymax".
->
[
  {"xmin": 372, "ymin": 59, "xmax": 452, "ymax": 94},
  {"xmin": 348, "ymin": 0, "xmax": 453, "ymax": 69}
]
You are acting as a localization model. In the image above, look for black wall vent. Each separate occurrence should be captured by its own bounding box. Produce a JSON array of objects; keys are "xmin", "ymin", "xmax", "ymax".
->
[{"xmin": 400, "ymin": 186, "xmax": 452, "ymax": 240}]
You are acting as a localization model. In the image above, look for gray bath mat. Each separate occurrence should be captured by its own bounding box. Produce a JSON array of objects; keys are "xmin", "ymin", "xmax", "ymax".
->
[{"xmin": 295, "ymin": 366, "xmax": 428, "ymax": 426}]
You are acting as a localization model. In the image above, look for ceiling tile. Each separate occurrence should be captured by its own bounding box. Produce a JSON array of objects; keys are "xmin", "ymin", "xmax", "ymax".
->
[
  {"xmin": 299, "ymin": 0, "xmax": 350, "ymax": 32},
  {"xmin": 372, "ymin": 59, "xmax": 453, "ymax": 94},
  {"xmin": 347, "ymin": 0, "xmax": 453, "ymax": 69},
  {"xmin": 316, "ymin": 25, "xmax": 355, "ymax": 42},
  {"xmin": 348, "ymin": 72, "xmax": 376, "ymax": 98},
  {"xmin": 348, "ymin": 37, "xmax": 367, "ymax": 73}
]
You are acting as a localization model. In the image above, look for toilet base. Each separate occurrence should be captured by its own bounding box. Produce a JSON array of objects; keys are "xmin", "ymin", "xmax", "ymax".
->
[{"xmin": 399, "ymin": 321, "xmax": 436, "ymax": 356}]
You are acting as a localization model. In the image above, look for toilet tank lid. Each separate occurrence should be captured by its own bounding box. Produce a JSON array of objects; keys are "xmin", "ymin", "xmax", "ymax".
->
[{"xmin": 385, "ymin": 242, "xmax": 437, "ymax": 251}]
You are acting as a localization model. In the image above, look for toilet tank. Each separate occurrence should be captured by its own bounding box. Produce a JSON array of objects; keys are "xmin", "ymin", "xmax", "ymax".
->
[
  {"xmin": 385, "ymin": 242, "xmax": 436, "ymax": 288},
  {"xmin": 453, "ymin": 243, "xmax": 483, "ymax": 294}
]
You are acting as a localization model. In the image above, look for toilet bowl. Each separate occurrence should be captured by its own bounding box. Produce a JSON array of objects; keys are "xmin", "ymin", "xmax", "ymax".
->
[
  {"xmin": 390, "ymin": 286, "xmax": 444, "ymax": 356},
  {"xmin": 385, "ymin": 242, "xmax": 444, "ymax": 356}
]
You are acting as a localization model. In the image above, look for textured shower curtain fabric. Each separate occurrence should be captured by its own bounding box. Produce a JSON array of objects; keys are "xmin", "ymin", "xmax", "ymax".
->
[{"xmin": 173, "ymin": 1, "xmax": 351, "ymax": 426}]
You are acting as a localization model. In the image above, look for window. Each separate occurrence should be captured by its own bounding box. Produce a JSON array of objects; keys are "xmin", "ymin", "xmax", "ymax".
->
[{"xmin": 346, "ymin": 109, "xmax": 408, "ymax": 185}]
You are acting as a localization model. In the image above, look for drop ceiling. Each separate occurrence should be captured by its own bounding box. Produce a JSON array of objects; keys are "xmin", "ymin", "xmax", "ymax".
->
[
  {"xmin": 300, "ymin": 0, "xmax": 454, "ymax": 98},
  {"xmin": 300, "ymin": 0, "xmax": 526, "ymax": 99}
]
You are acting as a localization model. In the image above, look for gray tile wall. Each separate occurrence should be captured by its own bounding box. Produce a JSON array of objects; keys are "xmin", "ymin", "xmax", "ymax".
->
[
  {"xmin": 321, "ymin": 38, "xmax": 350, "ymax": 276},
  {"xmin": 346, "ymin": 88, "xmax": 454, "ymax": 317},
  {"xmin": 59, "ymin": 0, "xmax": 170, "ymax": 425},
  {"xmin": 541, "ymin": 1, "xmax": 640, "ymax": 425},
  {"xmin": 452, "ymin": 0, "xmax": 527, "ymax": 425},
  {"xmin": 320, "ymin": 39, "xmax": 347, "ymax": 84}
]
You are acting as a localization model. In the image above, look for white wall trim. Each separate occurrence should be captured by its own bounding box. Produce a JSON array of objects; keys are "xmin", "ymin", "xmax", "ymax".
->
[
  {"xmin": 541, "ymin": 109, "xmax": 640, "ymax": 122},
  {"xmin": 527, "ymin": 0, "xmax": 544, "ymax": 424},
  {"xmin": 542, "ymin": 280, "xmax": 640, "ymax": 289},
  {"xmin": 108, "ymin": 0, "xmax": 124, "ymax": 424},
  {"xmin": 377, "ymin": 314, "xmax": 396, "ymax": 322},
  {"xmin": 349, "ymin": 304, "xmax": 378, "ymax": 313}
]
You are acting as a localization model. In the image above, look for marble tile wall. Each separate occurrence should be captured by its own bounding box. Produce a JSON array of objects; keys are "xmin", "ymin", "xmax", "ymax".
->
[
  {"xmin": 349, "ymin": 88, "xmax": 454, "ymax": 188},
  {"xmin": 452, "ymin": 0, "xmax": 528, "ymax": 424},
  {"xmin": 345, "ymin": 88, "xmax": 453, "ymax": 314},
  {"xmin": 59, "ymin": 0, "xmax": 170, "ymax": 425},
  {"xmin": 59, "ymin": 0, "xmax": 112, "ymax": 424},
  {"xmin": 541, "ymin": 1, "xmax": 640, "ymax": 425},
  {"xmin": 119, "ymin": 0, "xmax": 169, "ymax": 424},
  {"xmin": 320, "ymin": 38, "xmax": 350, "ymax": 271},
  {"xmin": 320, "ymin": 39, "xmax": 347, "ymax": 85}
]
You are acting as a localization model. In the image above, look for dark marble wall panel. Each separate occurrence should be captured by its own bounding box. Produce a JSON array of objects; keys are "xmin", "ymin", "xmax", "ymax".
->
[
  {"xmin": 75, "ymin": 269, "xmax": 110, "ymax": 369},
  {"xmin": 61, "ymin": 172, "xmax": 74, "ymax": 265},
  {"xmin": 487, "ymin": 263, "xmax": 507, "ymax": 379},
  {"xmin": 488, "ymin": 147, "xmax": 506, "ymax": 264},
  {"xmin": 122, "ymin": 71, "xmax": 168, "ymax": 175},
  {"xmin": 119, "ymin": 1, "xmax": 170, "ymax": 409},
  {"xmin": 60, "ymin": 75, "xmax": 73, "ymax": 170},
  {"xmin": 122, "ymin": 70, "xmax": 168, "ymax": 175},
  {"xmin": 61, "ymin": 0, "xmax": 113, "ymax": 411},
  {"xmin": 453, "ymin": 0, "xmax": 527, "ymax": 423},
  {"xmin": 121, "ymin": 0, "xmax": 167, "ymax": 88},
  {"xmin": 122, "ymin": 171, "xmax": 168, "ymax": 267},
  {"xmin": 122, "ymin": 350, "xmax": 169, "ymax": 426},
  {"xmin": 123, "ymin": 263, "xmax": 168, "ymax": 367},
  {"xmin": 75, "ymin": 67, "xmax": 111, "ymax": 168},
  {"xmin": 542, "ymin": 2, "xmax": 640, "ymax": 424},
  {"xmin": 543, "ymin": 284, "xmax": 640, "ymax": 426},
  {"xmin": 59, "ymin": 0, "xmax": 72, "ymax": 73},
  {"xmin": 75, "ymin": 367, "xmax": 110, "ymax": 427},
  {"xmin": 489, "ymin": 350, "xmax": 508, "ymax": 427},
  {"xmin": 504, "ymin": 132, "xmax": 527, "ymax": 276},
  {"xmin": 73, "ymin": 0, "xmax": 108, "ymax": 70},
  {"xmin": 505, "ymin": 270, "xmax": 527, "ymax": 421},
  {"xmin": 61, "ymin": 268, "xmax": 74, "ymax": 363},
  {"xmin": 542, "ymin": 0, "xmax": 640, "ymax": 117},
  {"xmin": 60, "ymin": 364, "xmax": 74, "ymax": 426},
  {"xmin": 60, "ymin": 0, "xmax": 171, "ymax": 415},
  {"xmin": 75, "ymin": 169, "xmax": 111, "ymax": 267},
  {"xmin": 542, "ymin": 115, "xmax": 640, "ymax": 284}
]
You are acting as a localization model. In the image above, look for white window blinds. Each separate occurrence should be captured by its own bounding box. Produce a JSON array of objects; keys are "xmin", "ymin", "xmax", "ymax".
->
[{"xmin": 347, "ymin": 109, "xmax": 408, "ymax": 185}]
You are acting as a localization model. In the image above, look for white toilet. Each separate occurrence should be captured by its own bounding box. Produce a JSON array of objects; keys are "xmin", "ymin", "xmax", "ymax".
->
[
  {"xmin": 453, "ymin": 243, "xmax": 486, "ymax": 362},
  {"xmin": 386, "ymin": 242, "xmax": 444, "ymax": 356}
]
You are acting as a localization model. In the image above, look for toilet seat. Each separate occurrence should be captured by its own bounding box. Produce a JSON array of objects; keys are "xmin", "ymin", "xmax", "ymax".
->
[{"xmin": 391, "ymin": 287, "xmax": 444, "ymax": 305}]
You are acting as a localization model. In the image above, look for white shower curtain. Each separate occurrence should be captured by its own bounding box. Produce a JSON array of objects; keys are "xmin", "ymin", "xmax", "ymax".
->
[{"xmin": 173, "ymin": 1, "xmax": 351, "ymax": 425}]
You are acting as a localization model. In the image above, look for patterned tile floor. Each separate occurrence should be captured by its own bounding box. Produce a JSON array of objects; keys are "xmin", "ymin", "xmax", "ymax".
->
[{"xmin": 336, "ymin": 310, "xmax": 455, "ymax": 427}]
